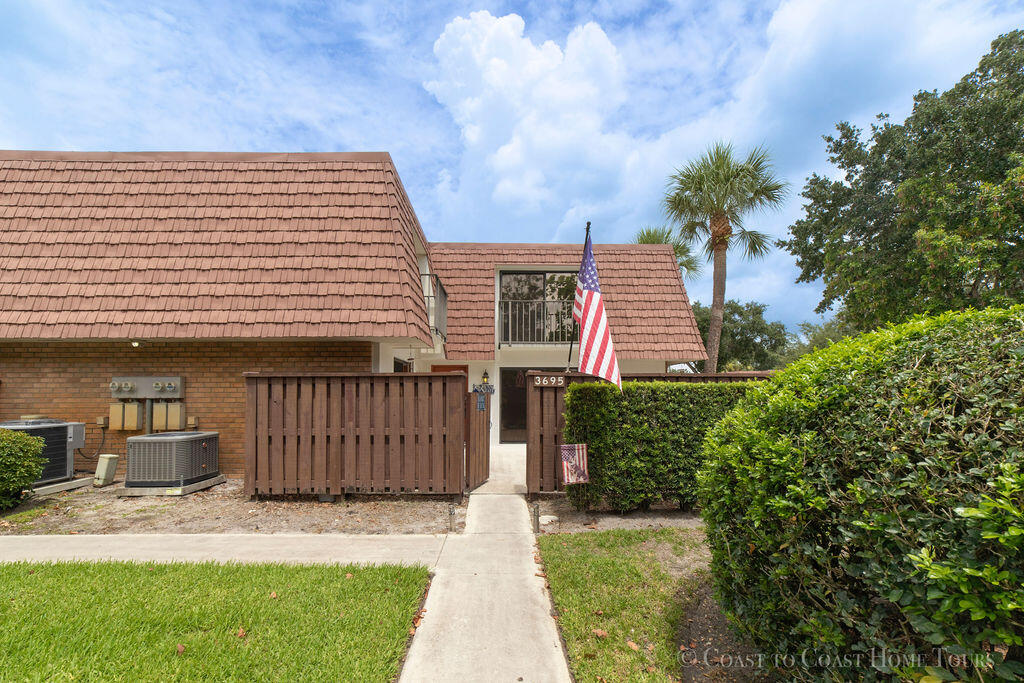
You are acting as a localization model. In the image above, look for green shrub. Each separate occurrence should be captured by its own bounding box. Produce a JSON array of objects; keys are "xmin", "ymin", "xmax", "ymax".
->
[
  {"xmin": 0, "ymin": 429, "xmax": 45, "ymax": 511},
  {"xmin": 563, "ymin": 380, "xmax": 754, "ymax": 512},
  {"xmin": 698, "ymin": 307, "xmax": 1024, "ymax": 680}
]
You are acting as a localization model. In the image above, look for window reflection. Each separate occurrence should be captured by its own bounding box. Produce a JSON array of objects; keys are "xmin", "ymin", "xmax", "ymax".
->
[{"xmin": 499, "ymin": 272, "xmax": 579, "ymax": 343}]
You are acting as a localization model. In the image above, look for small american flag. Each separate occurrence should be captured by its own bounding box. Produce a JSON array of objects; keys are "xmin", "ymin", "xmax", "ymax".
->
[
  {"xmin": 573, "ymin": 230, "xmax": 622, "ymax": 389},
  {"xmin": 560, "ymin": 443, "xmax": 589, "ymax": 485}
]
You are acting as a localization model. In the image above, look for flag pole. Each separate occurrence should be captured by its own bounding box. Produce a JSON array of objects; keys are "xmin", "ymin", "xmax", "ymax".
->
[{"xmin": 566, "ymin": 221, "xmax": 590, "ymax": 372}]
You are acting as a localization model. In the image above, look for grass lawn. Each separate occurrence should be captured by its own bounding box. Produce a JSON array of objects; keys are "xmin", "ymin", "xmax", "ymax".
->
[
  {"xmin": 0, "ymin": 561, "xmax": 428, "ymax": 682},
  {"xmin": 539, "ymin": 527, "xmax": 749, "ymax": 682}
]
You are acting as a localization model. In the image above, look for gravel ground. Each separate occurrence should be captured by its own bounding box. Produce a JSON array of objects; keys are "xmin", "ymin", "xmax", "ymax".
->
[
  {"xmin": 0, "ymin": 478, "xmax": 465, "ymax": 535},
  {"xmin": 534, "ymin": 495, "xmax": 704, "ymax": 534}
]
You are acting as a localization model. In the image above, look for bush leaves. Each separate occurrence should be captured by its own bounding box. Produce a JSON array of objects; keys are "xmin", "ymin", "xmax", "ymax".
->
[
  {"xmin": 699, "ymin": 306, "xmax": 1024, "ymax": 680},
  {"xmin": 563, "ymin": 381, "xmax": 755, "ymax": 512}
]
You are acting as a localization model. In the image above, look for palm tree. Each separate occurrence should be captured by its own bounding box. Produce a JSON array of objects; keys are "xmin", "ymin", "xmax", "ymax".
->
[
  {"xmin": 632, "ymin": 226, "xmax": 702, "ymax": 279},
  {"xmin": 664, "ymin": 142, "xmax": 787, "ymax": 373}
]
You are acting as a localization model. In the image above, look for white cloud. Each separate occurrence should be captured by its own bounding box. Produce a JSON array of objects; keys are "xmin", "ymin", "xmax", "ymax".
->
[
  {"xmin": 424, "ymin": 1, "xmax": 1024, "ymax": 325},
  {"xmin": 0, "ymin": 1, "xmax": 458, "ymax": 186},
  {"xmin": 426, "ymin": 12, "xmax": 627, "ymax": 214}
]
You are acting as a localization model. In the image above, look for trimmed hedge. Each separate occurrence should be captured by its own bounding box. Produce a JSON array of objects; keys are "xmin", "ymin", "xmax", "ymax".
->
[
  {"xmin": 0, "ymin": 429, "xmax": 45, "ymax": 511},
  {"xmin": 698, "ymin": 307, "xmax": 1024, "ymax": 680},
  {"xmin": 562, "ymin": 381, "xmax": 755, "ymax": 511}
]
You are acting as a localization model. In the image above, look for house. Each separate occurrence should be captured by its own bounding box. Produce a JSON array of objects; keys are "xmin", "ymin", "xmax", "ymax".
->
[
  {"xmin": 0, "ymin": 150, "xmax": 706, "ymax": 477},
  {"xmin": 421, "ymin": 244, "xmax": 705, "ymax": 444}
]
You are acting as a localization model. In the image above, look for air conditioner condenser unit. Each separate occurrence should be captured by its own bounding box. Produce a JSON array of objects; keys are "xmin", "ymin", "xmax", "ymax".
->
[
  {"xmin": 125, "ymin": 431, "xmax": 219, "ymax": 488},
  {"xmin": 0, "ymin": 419, "xmax": 85, "ymax": 485}
]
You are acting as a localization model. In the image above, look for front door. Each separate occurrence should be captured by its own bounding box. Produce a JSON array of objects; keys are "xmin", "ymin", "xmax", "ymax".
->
[{"xmin": 500, "ymin": 367, "xmax": 561, "ymax": 443}]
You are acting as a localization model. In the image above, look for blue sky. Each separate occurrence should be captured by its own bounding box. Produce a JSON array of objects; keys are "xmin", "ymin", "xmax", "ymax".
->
[{"xmin": 2, "ymin": 1, "xmax": 1023, "ymax": 329}]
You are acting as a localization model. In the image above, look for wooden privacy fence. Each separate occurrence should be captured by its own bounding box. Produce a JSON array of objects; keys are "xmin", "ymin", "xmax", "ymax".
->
[
  {"xmin": 244, "ymin": 373, "xmax": 490, "ymax": 496},
  {"xmin": 526, "ymin": 371, "xmax": 774, "ymax": 493}
]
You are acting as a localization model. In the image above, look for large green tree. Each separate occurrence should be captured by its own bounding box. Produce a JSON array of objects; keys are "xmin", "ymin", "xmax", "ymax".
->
[
  {"xmin": 779, "ymin": 30, "xmax": 1024, "ymax": 330},
  {"xmin": 688, "ymin": 300, "xmax": 789, "ymax": 372},
  {"xmin": 664, "ymin": 143, "xmax": 787, "ymax": 372}
]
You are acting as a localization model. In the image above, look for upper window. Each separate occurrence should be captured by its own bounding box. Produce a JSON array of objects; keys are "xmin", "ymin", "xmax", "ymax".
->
[
  {"xmin": 498, "ymin": 271, "xmax": 578, "ymax": 344},
  {"xmin": 500, "ymin": 272, "xmax": 575, "ymax": 302}
]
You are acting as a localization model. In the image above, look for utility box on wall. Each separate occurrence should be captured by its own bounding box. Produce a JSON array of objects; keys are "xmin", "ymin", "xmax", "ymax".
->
[
  {"xmin": 152, "ymin": 403, "xmax": 186, "ymax": 431},
  {"xmin": 109, "ymin": 402, "xmax": 143, "ymax": 431},
  {"xmin": 109, "ymin": 376, "xmax": 183, "ymax": 400}
]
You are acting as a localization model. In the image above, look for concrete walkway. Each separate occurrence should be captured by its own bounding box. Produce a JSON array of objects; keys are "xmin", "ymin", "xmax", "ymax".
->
[
  {"xmin": 0, "ymin": 444, "xmax": 572, "ymax": 682},
  {"xmin": 400, "ymin": 444, "xmax": 571, "ymax": 682}
]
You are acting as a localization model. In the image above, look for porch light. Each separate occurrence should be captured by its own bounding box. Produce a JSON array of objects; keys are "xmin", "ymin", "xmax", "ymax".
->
[
  {"xmin": 472, "ymin": 370, "xmax": 495, "ymax": 395},
  {"xmin": 130, "ymin": 340, "xmax": 141, "ymax": 348}
]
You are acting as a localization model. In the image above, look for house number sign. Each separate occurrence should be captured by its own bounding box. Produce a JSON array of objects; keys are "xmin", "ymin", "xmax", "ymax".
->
[{"xmin": 533, "ymin": 375, "xmax": 565, "ymax": 387}]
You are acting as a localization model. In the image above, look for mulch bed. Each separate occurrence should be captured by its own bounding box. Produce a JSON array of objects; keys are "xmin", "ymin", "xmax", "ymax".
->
[
  {"xmin": 535, "ymin": 495, "xmax": 703, "ymax": 534},
  {"xmin": 0, "ymin": 478, "xmax": 465, "ymax": 535}
]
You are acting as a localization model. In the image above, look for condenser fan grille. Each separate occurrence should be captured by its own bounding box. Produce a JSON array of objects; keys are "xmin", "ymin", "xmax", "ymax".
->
[{"xmin": 126, "ymin": 432, "xmax": 219, "ymax": 487}]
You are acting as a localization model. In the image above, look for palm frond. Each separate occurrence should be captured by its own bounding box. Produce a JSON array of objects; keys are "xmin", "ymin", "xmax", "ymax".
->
[
  {"xmin": 632, "ymin": 225, "xmax": 704, "ymax": 279},
  {"xmin": 678, "ymin": 219, "xmax": 710, "ymax": 248},
  {"xmin": 742, "ymin": 145, "xmax": 789, "ymax": 213},
  {"xmin": 676, "ymin": 249, "xmax": 704, "ymax": 278},
  {"xmin": 700, "ymin": 234, "xmax": 716, "ymax": 262},
  {"xmin": 734, "ymin": 227, "xmax": 772, "ymax": 260},
  {"xmin": 663, "ymin": 141, "xmax": 788, "ymax": 262}
]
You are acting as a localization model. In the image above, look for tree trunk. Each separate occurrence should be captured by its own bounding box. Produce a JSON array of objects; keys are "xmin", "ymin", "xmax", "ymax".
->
[{"xmin": 704, "ymin": 216, "xmax": 730, "ymax": 373}]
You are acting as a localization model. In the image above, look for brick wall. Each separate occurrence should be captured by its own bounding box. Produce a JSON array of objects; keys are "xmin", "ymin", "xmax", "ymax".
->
[{"xmin": 0, "ymin": 340, "xmax": 372, "ymax": 477}]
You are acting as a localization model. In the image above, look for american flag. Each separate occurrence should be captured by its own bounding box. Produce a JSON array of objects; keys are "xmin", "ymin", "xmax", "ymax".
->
[
  {"xmin": 560, "ymin": 443, "xmax": 589, "ymax": 485},
  {"xmin": 573, "ymin": 231, "xmax": 622, "ymax": 389}
]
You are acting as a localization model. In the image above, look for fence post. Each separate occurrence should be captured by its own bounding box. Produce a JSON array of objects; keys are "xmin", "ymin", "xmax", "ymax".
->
[
  {"xmin": 244, "ymin": 376, "xmax": 256, "ymax": 497},
  {"xmin": 445, "ymin": 376, "xmax": 465, "ymax": 494}
]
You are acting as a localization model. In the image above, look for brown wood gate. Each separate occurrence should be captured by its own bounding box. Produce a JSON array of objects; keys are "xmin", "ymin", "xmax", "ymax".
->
[
  {"xmin": 525, "ymin": 371, "xmax": 773, "ymax": 493},
  {"xmin": 465, "ymin": 392, "xmax": 490, "ymax": 491},
  {"xmin": 244, "ymin": 372, "xmax": 489, "ymax": 496}
]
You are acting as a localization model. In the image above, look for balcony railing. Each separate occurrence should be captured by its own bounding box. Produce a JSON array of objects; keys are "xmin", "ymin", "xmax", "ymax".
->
[
  {"xmin": 499, "ymin": 299, "xmax": 578, "ymax": 345},
  {"xmin": 421, "ymin": 273, "xmax": 447, "ymax": 341}
]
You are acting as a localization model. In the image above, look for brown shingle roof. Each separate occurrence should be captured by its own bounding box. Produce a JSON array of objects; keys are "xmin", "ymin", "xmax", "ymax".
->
[
  {"xmin": 428, "ymin": 242, "xmax": 707, "ymax": 361},
  {"xmin": 0, "ymin": 151, "xmax": 432, "ymax": 343}
]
